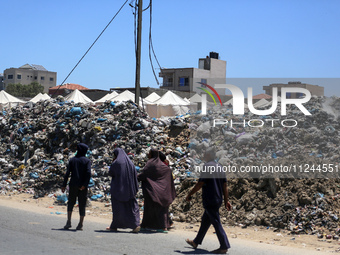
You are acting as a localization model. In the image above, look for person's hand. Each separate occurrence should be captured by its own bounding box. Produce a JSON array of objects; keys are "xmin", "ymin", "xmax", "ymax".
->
[
  {"xmin": 225, "ymin": 201, "xmax": 231, "ymax": 211},
  {"xmin": 79, "ymin": 186, "xmax": 86, "ymax": 191},
  {"xmin": 61, "ymin": 187, "xmax": 66, "ymax": 193}
]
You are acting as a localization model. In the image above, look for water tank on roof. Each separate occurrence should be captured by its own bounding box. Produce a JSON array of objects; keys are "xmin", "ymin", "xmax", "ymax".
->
[{"xmin": 209, "ymin": 52, "xmax": 219, "ymax": 59}]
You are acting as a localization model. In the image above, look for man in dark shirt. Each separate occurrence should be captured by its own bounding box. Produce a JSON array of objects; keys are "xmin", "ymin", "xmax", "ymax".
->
[
  {"xmin": 62, "ymin": 143, "xmax": 91, "ymax": 230},
  {"xmin": 185, "ymin": 148, "xmax": 231, "ymax": 254}
]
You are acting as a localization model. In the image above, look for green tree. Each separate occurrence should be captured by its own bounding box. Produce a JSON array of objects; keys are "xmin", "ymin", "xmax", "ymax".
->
[{"xmin": 6, "ymin": 82, "xmax": 44, "ymax": 97}]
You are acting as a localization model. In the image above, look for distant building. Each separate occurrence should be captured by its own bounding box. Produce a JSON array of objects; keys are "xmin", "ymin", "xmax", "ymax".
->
[
  {"xmin": 49, "ymin": 83, "xmax": 109, "ymax": 101},
  {"xmin": 263, "ymin": 81, "xmax": 324, "ymax": 98},
  {"xmin": 159, "ymin": 52, "xmax": 227, "ymax": 95},
  {"xmin": 49, "ymin": 83, "xmax": 89, "ymax": 96},
  {"xmin": 3, "ymin": 64, "xmax": 57, "ymax": 93},
  {"xmin": 0, "ymin": 73, "xmax": 4, "ymax": 90}
]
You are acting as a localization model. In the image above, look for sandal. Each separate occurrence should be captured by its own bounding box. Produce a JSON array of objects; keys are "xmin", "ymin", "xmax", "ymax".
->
[
  {"xmin": 132, "ymin": 226, "xmax": 141, "ymax": 233},
  {"xmin": 64, "ymin": 221, "xmax": 71, "ymax": 230},
  {"xmin": 76, "ymin": 224, "xmax": 83, "ymax": 231},
  {"xmin": 106, "ymin": 227, "xmax": 117, "ymax": 232},
  {"xmin": 210, "ymin": 248, "xmax": 228, "ymax": 254},
  {"xmin": 186, "ymin": 239, "xmax": 198, "ymax": 249},
  {"xmin": 157, "ymin": 229, "xmax": 168, "ymax": 233}
]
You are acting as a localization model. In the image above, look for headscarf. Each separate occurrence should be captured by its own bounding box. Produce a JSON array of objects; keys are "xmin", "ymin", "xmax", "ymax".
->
[
  {"xmin": 109, "ymin": 148, "xmax": 138, "ymax": 202},
  {"xmin": 138, "ymin": 148, "xmax": 176, "ymax": 207},
  {"xmin": 76, "ymin": 143, "xmax": 88, "ymax": 157}
]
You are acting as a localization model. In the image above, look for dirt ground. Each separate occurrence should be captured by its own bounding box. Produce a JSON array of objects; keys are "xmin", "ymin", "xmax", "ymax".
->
[{"xmin": 1, "ymin": 193, "xmax": 339, "ymax": 253}]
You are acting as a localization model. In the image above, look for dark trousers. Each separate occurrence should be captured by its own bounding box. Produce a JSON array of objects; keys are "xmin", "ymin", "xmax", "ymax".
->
[
  {"xmin": 194, "ymin": 205, "xmax": 230, "ymax": 250},
  {"xmin": 67, "ymin": 186, "xmax": 87, "ymax": 216}
]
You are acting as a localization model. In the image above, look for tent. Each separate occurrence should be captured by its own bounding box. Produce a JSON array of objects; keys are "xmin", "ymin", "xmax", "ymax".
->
[
  {"xmin": 0, "ymin": 90, "xmax": 26, "ymax": 109},
  {"xmin": 30, "ymin": 93, "xmax": 51, "ymax": 103},
  {"xmin": 94, "ymin": 91, "xmax": 119, "ymax": 104},
  {"xmin": 110, "ymin": 90, "xmax": 151, "ymax": 106},
  {"xmin": 252, "ymin": 98, "xmax": 270, "ymax": 108},
  {"xmin": 65, "ymin": 89, "xmax": 94, "ymax": 104},
  {"xmin": 146, "ymin": 91, "xmax": 196, "ymax": 118},
  {"xmin": 189, "ymin": 94, "xmax": 202, "ymax": 103},
  {"xmin": 223, "ymin": 98, "xmax": 248, "ymax": 109},
  {"xmin": 145, "ymin": 92, "xmax": 161, "ymax": 103}
]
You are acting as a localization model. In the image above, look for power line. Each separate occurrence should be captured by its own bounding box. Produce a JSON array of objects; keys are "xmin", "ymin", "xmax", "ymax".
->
[
  {"xmin": 148, "ymin": 0, "xmax": 163, "ymax": 85},
  {"xmin": 52, "ymin": 0, "xmax": 129, "ymax": 97}
]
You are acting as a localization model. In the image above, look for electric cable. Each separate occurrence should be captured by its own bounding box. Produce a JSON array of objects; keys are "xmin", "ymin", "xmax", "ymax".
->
[{"xmin": 52, "ymin": 0, "xmax": 129, "ymax": 97}]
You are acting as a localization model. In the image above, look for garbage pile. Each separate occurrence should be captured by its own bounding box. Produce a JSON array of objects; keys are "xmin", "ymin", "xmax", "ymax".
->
[
  {"xmin": 0, "ymin": 98, "xmax": 191, "ymax": 198},
  {"xmin": 170, "ymin": 96, "xmax": 340, "ymax": 235},
  {"xmin": 1, "ymin": 95, "xmax": 340, "ymax": 236}
]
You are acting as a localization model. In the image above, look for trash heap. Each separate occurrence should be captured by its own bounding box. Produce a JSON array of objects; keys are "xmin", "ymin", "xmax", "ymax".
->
[
  {"xmin": 0, "ymin": 98, "xmax": 191, "ymax": 199},
  {"xmin": 170, "ymin": 96, "xmax": 340, "ymax": 236},
  {"xmin": 1, "ymin": 95, "xmax": 340, "ymax": 236}
]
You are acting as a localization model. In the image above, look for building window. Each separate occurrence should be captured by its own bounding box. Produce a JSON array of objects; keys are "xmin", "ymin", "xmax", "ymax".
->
[
  {"xmin": 163, "ymin": 77, "xmax": 173, "ymax": 87},
  {"xmin": 49, "ymin": 77, "xmax": 54, "ymax": 82},
  {"xmin": 17, "ymin": 74, "xmax": 21, "ymax": 79},
  {"xmin": 41, "ymin": 76, "xmax": 45, "ymax": 81},
  {"xmin": 201, "ymin": 79, "xmax": 207, "ymax": 87},
  {"xmin": 286, "ymin": 92, "xmax": 291, "ymax": 98},
  {"xmin": 179, "ymin": 77, "xmax": 189, "ymax": 86},
  {"xmin": 34, "ymin": 76, "xmax": 37, "ymax": 80},
  {"xmin": 8, "ymin": 74, "xmax": 13, "ymax": 79}
]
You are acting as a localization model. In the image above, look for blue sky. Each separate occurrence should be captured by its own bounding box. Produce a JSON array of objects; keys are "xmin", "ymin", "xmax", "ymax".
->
[{"xmin": 1, "ymin": 0, "xmax": 339, "ymax": 96}]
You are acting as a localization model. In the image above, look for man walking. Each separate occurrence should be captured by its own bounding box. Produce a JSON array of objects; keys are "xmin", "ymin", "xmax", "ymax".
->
[
  {"xmin": 62, "ymin": 143, "xmax": 91, "ymax": 230},
  {"xmin": 185, "ymin": 147, "xmax": 231, "ymax": 254}
]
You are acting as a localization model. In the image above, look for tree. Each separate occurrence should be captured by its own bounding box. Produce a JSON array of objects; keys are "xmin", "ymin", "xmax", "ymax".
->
[{"xmin": 6, "ymin": 82, "xmax": 44, "ymax": 97}]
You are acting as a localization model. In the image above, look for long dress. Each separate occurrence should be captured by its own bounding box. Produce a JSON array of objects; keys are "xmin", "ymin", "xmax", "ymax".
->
[
  {"xmin": 138, "ymin": 149, "xmax": 176, "ymax": 229},
  {"xmin": 109, "ymin": 148, "xmax": 140, "ymax": 229}
]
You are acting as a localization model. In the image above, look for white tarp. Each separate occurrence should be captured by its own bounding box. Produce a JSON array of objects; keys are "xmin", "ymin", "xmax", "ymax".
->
[
  {"xmin": 111, "ymin": 90, "xmax": 151, "ymax": 106},
  {"xmin": 30, "ymin": 93, "xmax": 51, "ymax": 103},
  {"xmin": 145, "ymin": 92, "xmax": 160, "ymax": 103},
  {"xmin": 189, "ymin": 94, "xmax": 202, "ymax": 103},
  {"xmin": 223, "ymin": 98, "xmax": 248, "ymax": 109},
  {"xmin": 65, "ymin": 89, "xmax": 94, "ymax": 104},
  {"xmin": 252, "ymin": 98, "xmax": 270, "ymax": 108},
  {"xmin": 0, "ymin": 90, "xmax": 26, "ymax": 109},
  {"xmin": 146, "ymin": 91, "xmax": 196, "ymax": 118},
  {"xmin": 95, "ymin": 91, "xmax": 119, "ymax": 104}
]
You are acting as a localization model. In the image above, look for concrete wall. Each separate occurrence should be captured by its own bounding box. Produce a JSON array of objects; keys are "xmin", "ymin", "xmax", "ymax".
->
[
  {"xmin": 3, "ymin": 68, "xmax": 57, "ymax": 92},
  {"xmin": 159, "ymin": 54, "xmax": 227, "ymax": 94}
]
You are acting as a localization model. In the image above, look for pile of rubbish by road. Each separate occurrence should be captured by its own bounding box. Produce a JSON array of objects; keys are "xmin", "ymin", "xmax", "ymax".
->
[
  {"xmin": 170, "ymin": 95, "xmax": 340, "ymax": 236},
  {"xmin": 0, "ymin": 97, "xmax": 191, "ymax": 199},
  {"xmin": 1, "ymin": 95, "xmax": 340, "ymax": 237}
]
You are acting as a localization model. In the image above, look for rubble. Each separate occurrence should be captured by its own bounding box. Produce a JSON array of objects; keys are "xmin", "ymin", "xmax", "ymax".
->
[
  {"xmin": 1, "ymin": 95, "xmax": 340, "ymax": 237},
  {"xmin": 0, "ymin": 97, "xmax": 191, "ymax": 200},
  {"xmin": 170, "ymin": 95, "xmax": 340, "ymax": 236}
]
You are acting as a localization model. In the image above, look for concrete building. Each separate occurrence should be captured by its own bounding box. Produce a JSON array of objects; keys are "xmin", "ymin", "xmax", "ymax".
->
[
  {"xmin": 3, "ymin": 64, "xmax": 57, "ymax": 93},
  {"xmin": 0, "ymin": 73, "xmax": 4, "ymax": 90},
  {"xmin": 159, "ymin": 52, "xmax": 227, "ymax": 95},
  {"xmin": 263, "ymin": 81, "xmax": 324, "ymax": 98}
]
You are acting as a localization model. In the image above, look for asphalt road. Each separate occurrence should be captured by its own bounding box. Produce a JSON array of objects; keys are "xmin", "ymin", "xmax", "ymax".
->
[{"xmin": 0, "ymin": 205, "xmax": 324, "ymax": 255}]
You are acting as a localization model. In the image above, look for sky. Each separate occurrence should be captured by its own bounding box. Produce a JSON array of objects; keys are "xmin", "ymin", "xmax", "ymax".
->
[{"xmin": 1, "ymin": 0, "xmax": 340, "ymax": 96}]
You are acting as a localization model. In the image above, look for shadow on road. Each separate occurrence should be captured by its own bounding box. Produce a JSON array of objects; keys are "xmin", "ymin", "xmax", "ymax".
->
[
  {"xmin": 174, "ymin": 248, "xmax": 211, "ymax": 254},
  {"xmin": 51, "ymin": 228, "xmax": 77, "ymax": 232},
  {"xmin": 94, "ymin": 229, "xmax": 162, "ymax": 235}
]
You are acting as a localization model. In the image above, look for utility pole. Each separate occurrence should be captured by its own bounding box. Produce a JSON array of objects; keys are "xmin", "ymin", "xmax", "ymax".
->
[{"xmin": 135, "ymin": 0, "xmax": 143, "ymax": 105}]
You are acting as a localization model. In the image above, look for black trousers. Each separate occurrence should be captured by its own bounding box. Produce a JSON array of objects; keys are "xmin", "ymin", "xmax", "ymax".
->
[
  {"xmin": 194, "ymin": 205, "xmax": 230, "ymax": 250},
  {"xmin": 67, "ymin": 186, "xmax": 87, "ymax": 216}
]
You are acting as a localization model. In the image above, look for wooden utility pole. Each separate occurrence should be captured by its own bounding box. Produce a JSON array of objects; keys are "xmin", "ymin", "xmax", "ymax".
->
[{"xmin": 135, "ymin": 0, "xmax": 143, "ymax": 105}]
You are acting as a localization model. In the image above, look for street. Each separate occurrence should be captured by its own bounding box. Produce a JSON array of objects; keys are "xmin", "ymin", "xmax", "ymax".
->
[{"xmin": 0, "ymin": 204, "xmax": 325, "ymax": 255}]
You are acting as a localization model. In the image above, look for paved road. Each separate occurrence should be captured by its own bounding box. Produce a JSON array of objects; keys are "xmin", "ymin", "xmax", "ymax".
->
[{"xmin": 0, "ymin": 205, "xmax": 324, "ymax": 255}]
